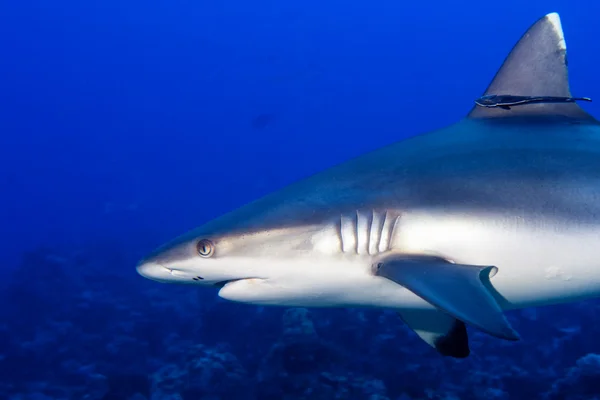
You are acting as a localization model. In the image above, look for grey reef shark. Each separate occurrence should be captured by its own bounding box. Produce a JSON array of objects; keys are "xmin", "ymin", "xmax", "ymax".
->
[{"xmin": 137, "ymin": 13, "xmax": 600, "ymax": 358}]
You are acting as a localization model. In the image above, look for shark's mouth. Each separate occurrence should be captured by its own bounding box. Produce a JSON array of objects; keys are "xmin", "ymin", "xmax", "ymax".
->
[
  {"xmin": 213, "ymin": 279, "xmax": 238, "ymax": 288},
  {"xmin": 213, "ymin": 278, "xmax": 262, "ymax": 288}
]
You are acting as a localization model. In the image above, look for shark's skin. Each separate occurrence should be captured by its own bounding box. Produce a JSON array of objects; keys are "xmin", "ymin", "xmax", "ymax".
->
[{"xmin": 137, "ymin": 13, "xmax": 600, "ymax": 357}]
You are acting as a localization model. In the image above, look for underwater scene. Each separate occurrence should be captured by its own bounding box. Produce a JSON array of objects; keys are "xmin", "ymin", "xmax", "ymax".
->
[{"xmin": 3, "ymin": 0, "xmax": 600, "ymax": 399}]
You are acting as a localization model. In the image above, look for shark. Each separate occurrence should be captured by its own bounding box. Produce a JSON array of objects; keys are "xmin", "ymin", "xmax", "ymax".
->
[{"xmin": 137, "ymin": 13, "xmax": 600, "ymax": 358}]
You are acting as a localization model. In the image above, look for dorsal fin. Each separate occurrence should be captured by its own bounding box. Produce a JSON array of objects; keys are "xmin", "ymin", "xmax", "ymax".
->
[{"xmin": 468, "ymin": 12, "xmax": 596, "ymax": 122}]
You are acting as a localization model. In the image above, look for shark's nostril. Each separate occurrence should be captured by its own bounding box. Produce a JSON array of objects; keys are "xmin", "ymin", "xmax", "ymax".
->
[{"xmin": 192, "ymin": 276, "xmax": 204, "ymax": 281}]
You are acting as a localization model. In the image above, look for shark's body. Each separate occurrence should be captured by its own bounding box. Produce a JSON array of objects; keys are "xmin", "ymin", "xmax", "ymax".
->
[{"xmin": 137, "ymin": 13, "xmax": 600, "ymax": 357}]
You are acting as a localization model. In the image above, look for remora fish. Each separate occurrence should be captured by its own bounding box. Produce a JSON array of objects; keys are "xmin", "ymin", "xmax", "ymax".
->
[{"xmin": 137, "ymin": 13, "xmax": 600, "ymax": 357}]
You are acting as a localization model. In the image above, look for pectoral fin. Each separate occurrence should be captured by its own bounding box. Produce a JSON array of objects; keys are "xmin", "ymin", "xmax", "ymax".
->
[
  {"xmin": 397, "ymin": 307, "xmax": 470, "ymax": 358},
  {"xmin": 376, "ymin": 255, "xmax": 519, "ymax": 341}
]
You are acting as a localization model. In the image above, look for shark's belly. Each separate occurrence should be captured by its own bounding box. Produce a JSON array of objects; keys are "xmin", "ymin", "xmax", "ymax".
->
[{"xmin": 393, "ymin": 210, "xmax": 600, "ymax": 309}]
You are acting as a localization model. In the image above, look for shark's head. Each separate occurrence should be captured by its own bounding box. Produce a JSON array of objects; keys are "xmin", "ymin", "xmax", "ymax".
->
[
  {"xmin": 136, "ymin": 186, "xmax": 393, "ymax": 305},
  {"xmin": 136, "ymin": 213, "xmax": 340, "ymax": 287}
]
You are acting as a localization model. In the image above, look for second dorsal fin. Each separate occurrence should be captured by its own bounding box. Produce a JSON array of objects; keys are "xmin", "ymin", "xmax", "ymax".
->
[{"xmin": 468, "ymin": 13, "xmax": 596, "ymax": 122}]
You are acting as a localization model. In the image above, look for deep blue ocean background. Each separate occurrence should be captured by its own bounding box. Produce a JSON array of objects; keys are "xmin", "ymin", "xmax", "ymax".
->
[{"xmin": 3, "ymin": 0, "xmax": 600, "ymax": 399}]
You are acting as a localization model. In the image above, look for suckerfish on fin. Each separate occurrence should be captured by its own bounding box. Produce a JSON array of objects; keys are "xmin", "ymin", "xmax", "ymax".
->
[{"xmin": 467, "ymin": 13, "xmax": 596, "ymax": 122}]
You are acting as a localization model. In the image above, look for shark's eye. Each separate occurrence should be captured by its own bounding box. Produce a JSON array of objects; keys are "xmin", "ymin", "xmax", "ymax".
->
[{"xmin": 196, "ymin": 239, "xmax": 215, "ymax": 258}]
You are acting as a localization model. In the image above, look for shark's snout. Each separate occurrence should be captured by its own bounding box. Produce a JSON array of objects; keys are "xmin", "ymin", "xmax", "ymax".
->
[{"xmin": 136, "ymin": 260, "xmax": 172, "ymax": 282}]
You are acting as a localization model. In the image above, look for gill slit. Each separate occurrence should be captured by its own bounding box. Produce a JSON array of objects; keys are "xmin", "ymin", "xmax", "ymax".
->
[
  {"xmin": 339, "ymin": 210, "xmax": 400, "ymax": 255},
  {"xmin": 354, "ymin": 210, "xmax": 360, "ymax": 254},
  {"xmin": 379, "ymin": 210, "xmax": 388, "ymax": 254}
]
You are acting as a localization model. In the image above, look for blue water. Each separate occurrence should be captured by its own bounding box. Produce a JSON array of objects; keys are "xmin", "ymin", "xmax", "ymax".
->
[{"xmin": 2, "ymin": 0, "xmax": 600, "ymax": 398}]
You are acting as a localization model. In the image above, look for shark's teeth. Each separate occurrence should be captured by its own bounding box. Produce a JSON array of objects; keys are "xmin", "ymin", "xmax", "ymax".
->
[{"xmin": 339, "ymin": 210, "xmax": 400, "ymax": 255}]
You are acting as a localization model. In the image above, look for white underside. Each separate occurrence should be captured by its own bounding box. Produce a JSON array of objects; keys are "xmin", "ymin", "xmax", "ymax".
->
[{"xmin": 218, "ymin": 212, "xmax": 600, "ymax": 312}]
